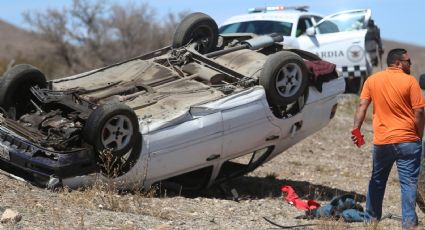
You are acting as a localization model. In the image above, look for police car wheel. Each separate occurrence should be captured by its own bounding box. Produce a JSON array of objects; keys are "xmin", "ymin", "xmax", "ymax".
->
[
  {"xmin": 83, "ymin": 102, "xmax": 141, "ymax": 177},
  {"xmin": 345, "ymin": 77, "xmax": 364, "ymax": 95},
  {"xmin": 260, "ymin": 51, "xmax": 308, "ymax": 107},
  {"xmin": 172, "ymin": 12, "xmax": 218, "ymax": 54},
  {"xmin": 0, "ymin": 64, "xmax": 47, "ymax": 119}
]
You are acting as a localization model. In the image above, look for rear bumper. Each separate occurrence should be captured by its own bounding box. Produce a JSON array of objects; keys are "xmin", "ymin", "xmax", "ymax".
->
[
  {"xmin": 337, "ymin": 65, "xmax": 368, "ymax": 78},
  {"xmin": 0, "ymin": 127, "xmax": 98, "ymax": 187}
]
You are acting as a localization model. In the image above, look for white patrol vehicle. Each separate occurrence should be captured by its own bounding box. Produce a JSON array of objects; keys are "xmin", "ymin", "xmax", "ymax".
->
[{"xmin": 219, "ymin": 6, "xmax": 383, "ymax": 94}]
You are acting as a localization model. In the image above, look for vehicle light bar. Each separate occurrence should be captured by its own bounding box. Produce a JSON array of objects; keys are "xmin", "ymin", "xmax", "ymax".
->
[{"xmin": 248, "ymin": 5, "xmax": 309, "ymax": 13}]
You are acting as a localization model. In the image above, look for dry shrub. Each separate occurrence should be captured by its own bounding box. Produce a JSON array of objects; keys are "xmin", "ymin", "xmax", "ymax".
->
[
  {"xmin": 314, "ymin": 218, "xmax": 350, "ymax": 230},
  {"xmin": 55, "ymin": 149, "xmax": 168, "ymax": 219},
  {"xmin": 314, "ymin": 218, "xmax": 391, "ymax": 230},
  {"xmin": 23, "ymin": 0, "xmax": 187, "ymax": 78},
  {"xmin": 0, "ymin": 55, "xmax": 59, "ymax": 79},
  {"xmin": 265, "ymin": 172, "xmax": 278, "ymax": 180},
  {"xmin": 57, "ymin": 179, "xmax": 169, "ymax": 219}
]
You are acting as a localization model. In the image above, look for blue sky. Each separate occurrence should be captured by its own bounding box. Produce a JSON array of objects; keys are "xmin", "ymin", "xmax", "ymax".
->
[{"xmin": 1, "ymin": 0, "xmax": 424, "ymax": 47}]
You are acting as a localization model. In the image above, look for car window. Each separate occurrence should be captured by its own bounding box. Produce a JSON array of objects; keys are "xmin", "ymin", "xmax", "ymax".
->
[
  {"xmin": 316, "ymin": 20, "xmax": 340, "ymax": 34},
  {"xmin": 317, "ymin": 10, "xmax": 368, "ymax": 34},
  {"xmin": 219, "ymin": 20, "xmax": 293, "ymax": 36},
  {"xmin": 312, "ymin": 16, "xmax": 323, "ymax": 24},
  {"xmin": 296, "ymin": 18, "xmax": 314, "ymax": 37}
]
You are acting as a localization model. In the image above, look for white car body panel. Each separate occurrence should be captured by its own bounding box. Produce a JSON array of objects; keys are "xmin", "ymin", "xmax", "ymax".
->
[{"xmin": 296, "ymin": 29, "xmax": 369, "ymax": 77}]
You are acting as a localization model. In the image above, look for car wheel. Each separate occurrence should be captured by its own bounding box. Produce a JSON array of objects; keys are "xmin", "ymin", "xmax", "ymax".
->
[
  {"xmin": 0, "ymin": 64, "xmax": 47, "ymax": 119},
  {"xmin": 345, "ymin": 77, "xmax": 364, "ymax": 95},
  {"xmin": 172, "ymin": 12, "xmax": 218, "ymax": 54},
  {"xmin": 288, "ymin": 49, "xmax": 321, "ymax": 61},
  {"xmin": 83, "ymin": 102, "xmax": 141, "ymax": 177},
  {"xmin": 259, "ymin": 51, "xmax": 308, "ymax": 107}
]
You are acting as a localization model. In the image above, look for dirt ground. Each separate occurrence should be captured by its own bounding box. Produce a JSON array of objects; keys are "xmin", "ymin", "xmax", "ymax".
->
[{"xmin": 0, "ymin": 94, "xmax": 424, "ymax": 230}]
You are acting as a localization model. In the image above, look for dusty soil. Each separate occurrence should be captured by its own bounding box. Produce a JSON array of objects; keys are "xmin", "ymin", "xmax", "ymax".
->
[{"xmin": 0, "ymin": 94, "xmax": 424, "ymax": 230}]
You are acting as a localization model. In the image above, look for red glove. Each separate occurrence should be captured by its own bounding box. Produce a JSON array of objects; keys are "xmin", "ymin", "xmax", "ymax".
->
[{"xmin": 351, "ymin": 128, "xmax": 365, "ymax": 147}]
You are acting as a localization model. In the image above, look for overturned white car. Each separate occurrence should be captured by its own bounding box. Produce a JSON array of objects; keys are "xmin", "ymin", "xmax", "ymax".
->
[{"xmin": 0, "ymin": 12, "xmax": 345, "ymax": 190}]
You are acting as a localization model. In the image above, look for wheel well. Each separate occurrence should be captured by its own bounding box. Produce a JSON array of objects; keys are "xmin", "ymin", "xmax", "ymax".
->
[
  {"xmin": 214, "ymin": 146, "xmax": 274, "ymax": 184},
  {"xmin": 157, "ymin": 166, "xmax": 213, "ymax": 191}
]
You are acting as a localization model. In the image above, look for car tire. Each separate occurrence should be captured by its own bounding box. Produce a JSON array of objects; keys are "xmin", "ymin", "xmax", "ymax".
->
[
  {"xmin": 259, "ymin": 51, "xmax": 308, "ymax": 107},
  {"xmin": 345, "ymin": 77, "xmax": 364, "ymax": 95},
  {"xmin": 172, "ymin": 12, "xmax": 218, "ymax": 54},
  {"xmin": 288, "ymin": 48, "xmax": 321, "ymax": 61},
  {"xmin": 0, "ymin": 64, "xmax": 47, "ymax": 118},
  {"xmin": 83, "ymin": 102, "xmax": 140, "ymax": 177}
]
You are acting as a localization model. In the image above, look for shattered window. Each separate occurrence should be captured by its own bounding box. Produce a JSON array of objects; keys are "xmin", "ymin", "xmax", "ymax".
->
[{"xmin": 220, "ymin": 21, "xmax": 293, "ymax": 36}]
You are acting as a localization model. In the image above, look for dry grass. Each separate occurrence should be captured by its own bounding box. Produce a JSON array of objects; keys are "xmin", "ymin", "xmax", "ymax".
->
[
  {"xmin": 58, "ymin": 182, "xmax": 165, "ymax": 216},
  {"xmin": 314, "ymin": 218, "xmax": 352, "ymax": 229},
  {"xmin": 57, "ymin": 150, "xmax": 160, "ymax": 217}
]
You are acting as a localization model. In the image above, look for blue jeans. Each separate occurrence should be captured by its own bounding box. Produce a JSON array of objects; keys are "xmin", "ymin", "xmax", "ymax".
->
[{"xmin": 365, "ymin": 141, "xmax": 422, "ymax": 229}]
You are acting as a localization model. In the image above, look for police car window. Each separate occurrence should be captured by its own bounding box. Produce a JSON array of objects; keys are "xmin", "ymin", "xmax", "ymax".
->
[
  {"xmin": 327, "ymin": 11, "xmax": 367, "ymax": 32},
  {"xmin": 316, "ymin": 20, "xmax": 339, "ymax": 34},
  {"xmin": 296, "ymin": 18, "xmax": 313, "ymax": 37},
  {"xmin": 317, "ymin": 11, "xmax": 367, "ymax": 34},
  {"xmin": 219, "ymin": 21, "xmax": 293, "ymax": 36},
  {"xmin": 312, "ymin": 16, "xmax": 323, "ymax": 24}
]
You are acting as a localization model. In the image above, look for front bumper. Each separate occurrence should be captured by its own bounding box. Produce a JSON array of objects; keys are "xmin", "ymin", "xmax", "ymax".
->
[{"xmin": 0, "ymin": 127, "xmax": 98, "ymax": 187}]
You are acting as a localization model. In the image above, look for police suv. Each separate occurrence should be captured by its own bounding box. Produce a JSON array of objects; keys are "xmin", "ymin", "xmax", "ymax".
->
[{"xmin": 219, "ymin": 6, "xmax": 383, "ymax": 94}]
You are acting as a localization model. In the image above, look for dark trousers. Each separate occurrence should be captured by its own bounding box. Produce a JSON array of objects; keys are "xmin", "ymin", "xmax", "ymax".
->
[{"xmin": 365, "ymin": 141, "xmax": 422, "ymax": 229}]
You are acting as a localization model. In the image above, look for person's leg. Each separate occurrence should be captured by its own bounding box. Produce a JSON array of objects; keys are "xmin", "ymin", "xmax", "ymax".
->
[
  {"xmin": 395, "ymin": 141, "xmax": 422, "ymax": 229},
  {"xmin": 365, "ymin": 144, "xmax": 396, "ymax": 222}
]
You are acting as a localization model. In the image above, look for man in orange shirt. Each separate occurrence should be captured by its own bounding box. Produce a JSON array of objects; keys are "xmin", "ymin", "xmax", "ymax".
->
[{"xmin": 352, "ymin": 48, "xmax": 425, "ymax": 229}]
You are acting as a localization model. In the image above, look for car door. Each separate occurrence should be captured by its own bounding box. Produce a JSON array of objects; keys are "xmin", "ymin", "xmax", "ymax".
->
[
  {"xmin": 146, "ymin": 112, "xmax": 223, "ymax": 182},
  {"xmin": 294, "ymin": 9, "xmax": 381, "ymax": 93},
  {"xmin": 220, "ymin": 88, "xmax": 281, "ymax": 159}
]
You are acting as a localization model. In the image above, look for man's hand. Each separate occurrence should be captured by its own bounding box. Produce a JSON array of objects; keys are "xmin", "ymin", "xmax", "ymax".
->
[
  {"xmin": 352, "ymin": 99, "xmax": 370, "ymax": 148},
  {"xmin": 351, "ymin": 128, "xmax": 365, "ymax": 147},
  {"xmin": 414, "ymin": 108, "xmax": 425, "ymax": 139}
]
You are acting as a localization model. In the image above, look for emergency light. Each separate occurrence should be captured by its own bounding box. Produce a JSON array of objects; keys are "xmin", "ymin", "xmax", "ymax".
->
[{"xmin": 248, "ymin": 5, "xmax": 309, "ymax": 13}]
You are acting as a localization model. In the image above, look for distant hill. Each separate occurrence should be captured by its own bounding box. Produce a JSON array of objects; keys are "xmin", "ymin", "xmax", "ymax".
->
[{"xmin": 0, "ymin": 19, "xmax": 51, "ymax": 60}]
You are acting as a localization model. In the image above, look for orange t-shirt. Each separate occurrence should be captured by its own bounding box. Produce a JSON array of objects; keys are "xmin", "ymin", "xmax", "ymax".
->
[{"xmin": 360, "ymin": 67, "xmax": 425, "ymax": 144}]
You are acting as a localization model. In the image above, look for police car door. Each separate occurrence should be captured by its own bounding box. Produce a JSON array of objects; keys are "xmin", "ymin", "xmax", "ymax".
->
[{"xmin": 296, "ymin": 9, "xmax": 375, "ymax": 93}]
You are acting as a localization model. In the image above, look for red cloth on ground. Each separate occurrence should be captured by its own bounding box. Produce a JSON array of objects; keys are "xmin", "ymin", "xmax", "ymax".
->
[{"xmin": 281, "ymin": 185, "xmax": 320, "ymax": 211}]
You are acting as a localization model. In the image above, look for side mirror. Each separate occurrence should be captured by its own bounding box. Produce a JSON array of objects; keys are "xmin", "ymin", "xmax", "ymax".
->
[
  {"xmin": 306, "ymin": 27, "xmax": 316, "ymax": 36},
  {"xmin": 419, "ymin": 74, "xmax": 425, "ymax": 90},
  {"xmin": 368, "ymin": 19, "xmax": 375, "ymax": 27}
]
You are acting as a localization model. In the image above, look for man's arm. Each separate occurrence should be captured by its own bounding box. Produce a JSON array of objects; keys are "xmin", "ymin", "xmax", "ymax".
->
[
  {"xmin": 353, "ymin": 99, "xmax": 371, "ymax": 129},
  {"xmin": 414, "ymin": 107, "xmax": 425, "ymax": 139}
]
